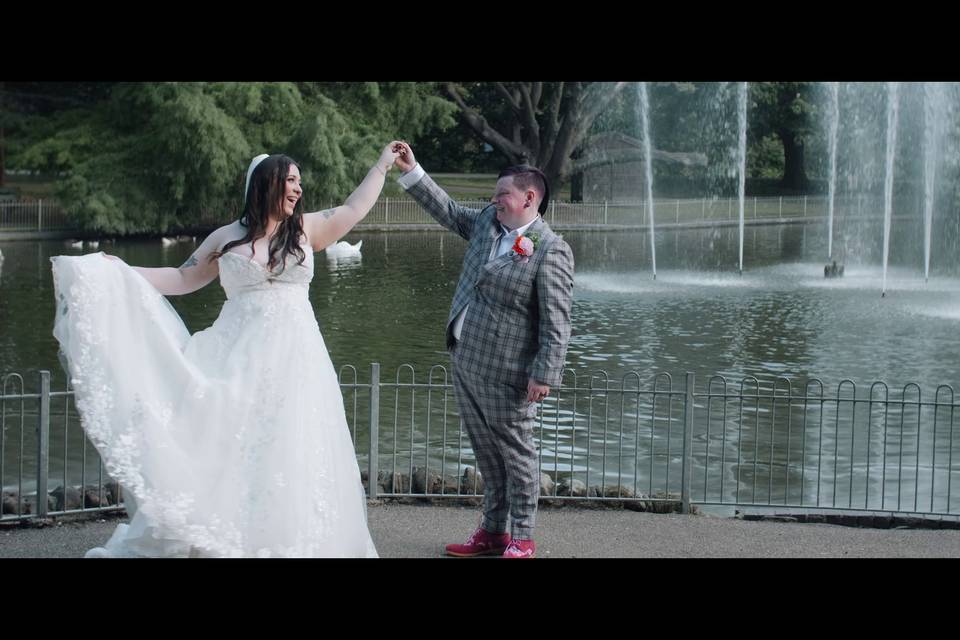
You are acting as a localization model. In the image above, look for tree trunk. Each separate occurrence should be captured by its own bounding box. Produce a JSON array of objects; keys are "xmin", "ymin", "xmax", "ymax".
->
[
  {"xmin": 778, "ymin": 128, "xmax": 808, "ymax": 191},
  {"xmin": 447, "ymin": 82, "xmax": 627, "ymax": 196},
  {"xmin": 569, "ymin": 170, "xmax": 583, "ymax": 202}
]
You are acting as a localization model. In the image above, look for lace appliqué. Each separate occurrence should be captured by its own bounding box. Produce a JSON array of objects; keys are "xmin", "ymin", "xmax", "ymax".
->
[{"xmin": 51, "ymin": 251, "xmax": 370, "ymax": 558}]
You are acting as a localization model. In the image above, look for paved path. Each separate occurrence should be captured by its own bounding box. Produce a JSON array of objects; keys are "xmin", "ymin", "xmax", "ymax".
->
[{"xmin": 3, "ymin": 502, "xmax": 959, "ymax": 558}]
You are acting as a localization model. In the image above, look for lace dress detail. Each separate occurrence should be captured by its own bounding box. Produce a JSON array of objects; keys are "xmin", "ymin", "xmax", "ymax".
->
[{"xmin": 51, "ymin": 250, "xmax": 377, "ymax": 558}]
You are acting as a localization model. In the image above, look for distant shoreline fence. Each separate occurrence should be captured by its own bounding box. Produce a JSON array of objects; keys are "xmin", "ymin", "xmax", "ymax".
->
[
  {"xmin": 0, "ymin": 194, "xmax": 929, "ymax": 236},
  {"xmin": 3, "ymin": 366, "xmax": 957, "ymax": 523},
  {"xmin": 0, "ymin": 200, "xmax": 73, "ymax": 232}
]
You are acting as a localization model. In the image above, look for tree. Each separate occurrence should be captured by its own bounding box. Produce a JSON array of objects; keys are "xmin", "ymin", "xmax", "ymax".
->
[
  {"xmin": 290, "ymin": 83, "xmax": 457, "ymax": 200},
  {"xmin": 749, "ymin": 82, "xmax": 819, "ymax": 191},
  {"xmin": 1, "ymin": 82, "xmax": 114, "ymax": 189},
  {"xmin": 443, "ymin": 82, "xmax": 629, "ymax": 190},
  {"xmin": 443, "ymin": 82, "xmax": 707, "ymax": 194},
  {"xmin": 7, "ymin": 82, "xmax": 456, "ymax": 233}
]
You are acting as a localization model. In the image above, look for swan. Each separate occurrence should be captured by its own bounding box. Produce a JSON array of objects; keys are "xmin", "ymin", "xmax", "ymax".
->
[{"xmin": 325, "ymin": 239, "xmax": 362, "ymax": 259}]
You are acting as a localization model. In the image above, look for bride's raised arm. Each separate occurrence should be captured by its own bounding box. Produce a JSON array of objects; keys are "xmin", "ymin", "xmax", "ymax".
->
[{"xmin": 302, "ymin": 142, "xmax": 401, "ymax": 252}]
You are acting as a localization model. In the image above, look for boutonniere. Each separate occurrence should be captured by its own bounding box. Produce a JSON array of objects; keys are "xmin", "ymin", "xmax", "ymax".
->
[{"xmin": 511, "ymin": 232, "xmax": 540, "ymax": 264}]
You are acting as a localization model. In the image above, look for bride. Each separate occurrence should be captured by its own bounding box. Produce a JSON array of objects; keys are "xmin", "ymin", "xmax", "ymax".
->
[{"xmin": 50, "ymin": 142, "xmax": 403, "ymax": 557}]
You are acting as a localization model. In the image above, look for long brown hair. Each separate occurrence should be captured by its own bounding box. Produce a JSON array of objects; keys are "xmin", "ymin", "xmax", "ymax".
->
[{"xmin": 212, "ymin": 154, "xmax": 307, "ymax": 272}]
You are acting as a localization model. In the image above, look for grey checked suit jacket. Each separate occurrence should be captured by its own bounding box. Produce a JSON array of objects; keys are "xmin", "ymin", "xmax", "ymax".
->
[{"xmin": 407, "ymin": 173, "xmax": 574, "ymax": 389}]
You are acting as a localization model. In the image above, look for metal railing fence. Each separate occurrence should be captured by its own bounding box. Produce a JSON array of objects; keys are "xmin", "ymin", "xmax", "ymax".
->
[{"xmin": 4, "ymin": 366, "xmax": 957, "ymax": 522}]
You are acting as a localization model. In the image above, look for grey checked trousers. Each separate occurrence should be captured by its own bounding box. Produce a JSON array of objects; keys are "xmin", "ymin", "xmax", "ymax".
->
[{"xmin": 452, "ymin": 346, "xmax": 540, "ymax": 540}]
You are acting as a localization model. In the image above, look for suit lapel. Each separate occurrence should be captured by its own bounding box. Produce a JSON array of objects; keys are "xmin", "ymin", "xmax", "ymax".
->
[{"xmin": 478, "ymin": 215, "xmax": 547, "ymax": 281}]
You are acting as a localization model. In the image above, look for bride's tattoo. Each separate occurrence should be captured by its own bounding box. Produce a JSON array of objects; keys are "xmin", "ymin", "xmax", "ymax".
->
[
  {"xmin": 321, "ymin": 208, "xmax": 337, "ymax": 219},
  {"xmin": 179, "ymin": 255, "xmax": 199, "ymax": 270}
]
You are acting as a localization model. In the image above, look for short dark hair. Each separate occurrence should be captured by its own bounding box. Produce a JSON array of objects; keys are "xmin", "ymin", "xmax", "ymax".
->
[{"xmin": 498, "ymin": 165, "xmax": 550, "ymax": 215}]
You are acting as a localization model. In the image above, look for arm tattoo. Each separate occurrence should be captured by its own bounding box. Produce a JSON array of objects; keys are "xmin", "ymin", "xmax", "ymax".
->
[
  {"xmin": 320, "ymin": 208, "xmax": 337, "ymax": 220},
  {"xmin": 179, "ymin": 254, "xmax": 199, "ymax": 270}
]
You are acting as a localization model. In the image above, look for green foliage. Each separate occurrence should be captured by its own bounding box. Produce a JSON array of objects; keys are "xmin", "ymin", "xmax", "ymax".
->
[
  {"xmin": 6, "ymin": 82, "xmax": 456, "ymax": 233},
  {"xmin": 749, "ymin": 82, "xmax": 819, "ymax": 142},
  {"xmin": 747, "ymin": 135, "xmax": 784, "ymax": 179}
]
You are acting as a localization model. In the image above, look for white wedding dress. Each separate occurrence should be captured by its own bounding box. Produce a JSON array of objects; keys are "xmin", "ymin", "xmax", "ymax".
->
[{"xmin": 50, "ymin": 249, "xmax": 378, "ymax": 558}]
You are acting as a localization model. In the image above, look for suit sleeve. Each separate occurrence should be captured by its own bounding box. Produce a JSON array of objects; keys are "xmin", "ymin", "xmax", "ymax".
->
[
  {"xmin": 404, "ymin": 172, "xmax": 486, "ymax": 241},
  {"xmin": 530, "ymin": 238, "xmax": 575, "ymax": 387}
]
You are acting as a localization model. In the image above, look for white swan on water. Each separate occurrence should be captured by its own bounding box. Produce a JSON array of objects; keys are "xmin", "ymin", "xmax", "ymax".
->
[{"xmin": 325, "ymin": 240, "xmax": 362, "ymax": 259}]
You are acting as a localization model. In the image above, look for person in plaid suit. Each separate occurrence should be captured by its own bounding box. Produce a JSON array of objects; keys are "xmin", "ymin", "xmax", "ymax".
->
[{"xmin": 393, "ymin": 142, "xmax": 574, "ymax": 558}]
